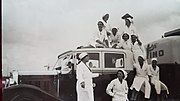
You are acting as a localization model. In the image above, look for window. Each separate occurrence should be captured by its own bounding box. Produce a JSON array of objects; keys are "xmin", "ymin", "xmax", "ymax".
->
[
  {"xmin": 88, "ymin": 53, "xmax": 100, "ymax": 68},
  {"xmin": 104, "ymin": 53, "xmax": 124, "ymax": 68},
  {"xmin": 56, "ymin": 54, "xmax": 73, "ymax": 74},
  {"xmin": 77, "ymin": 53, "xmax": 100, "ymax": 68}
]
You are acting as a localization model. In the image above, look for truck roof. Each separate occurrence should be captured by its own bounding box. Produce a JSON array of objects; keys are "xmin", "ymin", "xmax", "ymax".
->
[
  {"xmin": 146, "ymin": 36, "xmax": 180, "ymax": 64},
  {"xmin": 164, "ymin": 29, "xmax": 180, "ymax": 37},
  {"xmin": 58, "ymin": 48, "xmax": 129, "ymax": 58}
]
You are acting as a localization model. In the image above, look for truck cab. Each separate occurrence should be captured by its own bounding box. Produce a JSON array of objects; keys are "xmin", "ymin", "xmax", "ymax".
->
[
  {"xmin": 3, "ymin": 48, "xmax": 134, "ymax": 101},
  {"xmin": 56, "ymin": 48, "xmax": 134, "ymax": 101}
]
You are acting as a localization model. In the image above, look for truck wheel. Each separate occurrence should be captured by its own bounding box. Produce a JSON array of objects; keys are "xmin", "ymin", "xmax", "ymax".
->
[{"xmin": 8, "ymin": 91, "xmax": 42, "ymax": 101}]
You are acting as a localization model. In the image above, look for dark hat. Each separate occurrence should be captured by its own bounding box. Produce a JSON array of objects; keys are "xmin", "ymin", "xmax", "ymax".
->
[{"xmin": 122, "ymin": 13, "xmax": 133, "ymax": 19}]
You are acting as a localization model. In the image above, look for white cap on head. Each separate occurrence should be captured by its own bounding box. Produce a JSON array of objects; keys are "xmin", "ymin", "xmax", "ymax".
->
[
  {"xmin": 79, "ymin": 52, "xmax": 88, "ymax": 60},
  {"xmin": 138, "ymin": 55, "xmax": 145, "ymax": 60},
  {"xmin": 118, "ymin": 69, "xmax": 128, "ymax": 79},
  {"xmin": 151, "ymin": 58, "xmax": 157, "ymax": 62}
]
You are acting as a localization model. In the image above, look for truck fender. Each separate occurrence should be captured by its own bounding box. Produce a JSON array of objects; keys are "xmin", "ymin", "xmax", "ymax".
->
[{"xmin": 3, "ymin": 84, "xmax": 63, "ymax": 101}]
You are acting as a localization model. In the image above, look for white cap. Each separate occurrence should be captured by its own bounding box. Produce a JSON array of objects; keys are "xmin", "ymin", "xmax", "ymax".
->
[
  {"xmin": 79, "ymin": 52, "xmax": 88, "ymax": 60},
  {"xmin": 118, "ymin": 69, "xmax": 128, "ymax": 79},
  {"xmin": 151, "ymin": 58, "xmax": 157, "ymax": 62},
  {"xmin": 138, "ymin": 55, "xmax": 145, "ymax": 60}
]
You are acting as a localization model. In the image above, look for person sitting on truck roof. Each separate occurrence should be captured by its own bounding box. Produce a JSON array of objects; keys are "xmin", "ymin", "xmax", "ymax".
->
[
  {"xmin": 91, "ymin": 21, "xmax": 109, "ymax": 48},
  {"xmin": 149, "ymin": 58, "xmax": 169, "ymax": 101},
  {"xmin": 76, "ymin": 52, "xmax": 99, "ymax": 101},
  {"xmin": 108, "ymin": 27, "xmax": 121, "ymax": 48},
  {"xmin": 130, "ymin": 55, "xmax": 151, "ymax": 101},
  {"xmin": 131, "ymin": 35, "xmax": 146, "ymax": 63},
  {"xmin": 102, "ymin": 13, "xmax": 111, "ymax": 32},
  {"xmin": 116, "ymin": 33, "xmax": 131, "ymax": 50},
  {"xmin": 106, "ymin": 69, "xmax": 128, "ymax": 101},
  {"xmin": 121, "ymin": 13, "xmax": 137, "ymax": 37}
]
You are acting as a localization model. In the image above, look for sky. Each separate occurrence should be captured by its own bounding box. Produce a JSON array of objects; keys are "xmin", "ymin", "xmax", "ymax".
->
[{"xmin": 2, "ymin": 0, "xmax": 180, "ymax": 76}]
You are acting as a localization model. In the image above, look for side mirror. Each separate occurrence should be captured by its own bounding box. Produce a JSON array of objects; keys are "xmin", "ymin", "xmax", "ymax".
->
[{"xmin": 115, "ymin": 58, "xmax": 124, "ymax": 68}]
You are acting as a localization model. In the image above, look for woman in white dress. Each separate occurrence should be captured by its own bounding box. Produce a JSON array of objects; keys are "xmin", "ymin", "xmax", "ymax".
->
[
  {"xmin": 106, "ymin": 69, "xmax": 129, "ymax": 101},
  {"xmin": 149, "ymin": 58, "xmax": 169, "ymax": 101},
  {"xmin": 130, "ymin": 55, "xmax": 151, "ymax": 101}
]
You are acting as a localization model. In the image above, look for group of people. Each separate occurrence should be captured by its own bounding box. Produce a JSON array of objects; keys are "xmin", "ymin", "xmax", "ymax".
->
[
  {"xmin": 81, "ymin": 13, "xmax": 146, "ymax": 64},
  {"xmin": 76, "ymin": 52, "xmax": 169, "ymax": 101},
  {"xmin": 91, "ymin": 13, "xmax": 137, "ymax": 48},
  {"xmin": 75, "ymin": 13, "xmax": 169, "ymax": 101}
]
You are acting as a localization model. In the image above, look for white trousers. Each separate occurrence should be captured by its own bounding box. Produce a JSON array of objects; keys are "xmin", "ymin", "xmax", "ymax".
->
[{"xmin": 76, "ymin": 81, "xmax": 94, "ymax": 101}]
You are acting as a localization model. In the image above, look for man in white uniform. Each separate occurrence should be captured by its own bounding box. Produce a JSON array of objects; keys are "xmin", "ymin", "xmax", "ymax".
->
[
  {"xmin": 149, "ymin": 58, "xmax": 169, "ymax": 101},
  {"xmin": 130, "ymin": 55, "xmax": 151, "ymax": 101},
  {"xmin": 76, "ymin": 52, "xmax": 98, "ymax": 101},
  {"xmin": 106, "ymin": 69, "xmax": 128, "ymax": 101}
]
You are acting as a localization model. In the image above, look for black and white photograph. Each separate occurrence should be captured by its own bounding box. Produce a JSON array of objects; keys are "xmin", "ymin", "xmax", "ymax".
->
[{"xmin": 2, "ymin": 0, "xmax": 180, "ymax": 101}]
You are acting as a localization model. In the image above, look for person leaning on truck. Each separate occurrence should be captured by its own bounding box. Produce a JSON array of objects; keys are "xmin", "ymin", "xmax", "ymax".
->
[
  {"xmin": 130, "ymin": 55, "xmax": 151, "ymax": 101},
  {"xmin": 76, "ymin": 52, "xmax": 99, "ymax": 101},
  {"xmin": 149, "ymin": 58, "xmax": 169, "ymax": 101},
  {"xmin": 106, "ymin": 69, "xmax": 129, "ymax": 101}
]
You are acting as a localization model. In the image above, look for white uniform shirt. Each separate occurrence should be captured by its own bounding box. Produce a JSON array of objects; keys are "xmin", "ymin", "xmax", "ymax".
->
[
  {"xmin": 76, "ymin": 62, "xmax": 98, "ymax": 101},
  {"xmin": 149, "ymin": 65, "xmax": 159, "ymax": 80},
  {"xmin": 117, "ymin": 40, "xmax": 131, "ymax": 50},
  {"xmin": 134, "ymin": 63, "xmax": 151, "ymax": 78},
  {"xmin": 131, "ymin": 42, "xmax": 146, "ymax": 62},
  {"xmin": 76, "ymin": 62, "xmax": 94, "ymax": 86},
  {"xmin": 106, "ymin": 78, "xmax": 128, "ymax": 101},
  {"xmin": 91, "ymin": 28, "xmax": 108, "ymax": 47},
  {"xmin": 149, "ymin": 65, "xmax": 169, "ymax": 94},
  {"xmin": 108, "ymin": 32, "xmax": 121, "ymax": 47},
  {"xmin": 131, "ymin": 63, "xmax": 151, "ymax": 98},
  {"xmin": 131, "ymin": 42, "xmax": 145, "ymax": 54},
  {"xmin": 123, "ymin": 23, "xmax": 137, "ymax": 36}
]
